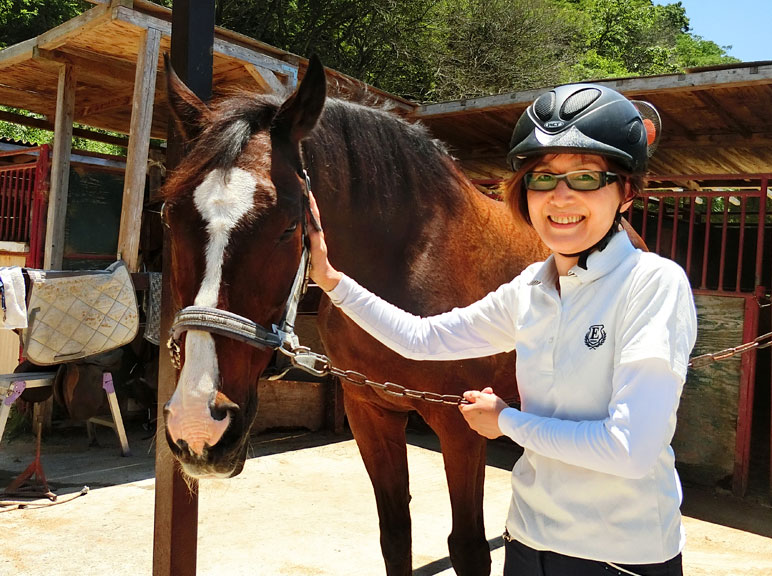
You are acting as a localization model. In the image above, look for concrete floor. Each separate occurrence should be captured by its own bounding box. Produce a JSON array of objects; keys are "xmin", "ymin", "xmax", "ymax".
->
[{"xmin": 1, "ymin": 419, "xmax": 771, "ymax": 576}]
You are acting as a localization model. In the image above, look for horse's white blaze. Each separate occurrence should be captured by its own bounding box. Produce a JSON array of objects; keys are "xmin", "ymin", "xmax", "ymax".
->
[
  {"xmin": 166, "ymin": 167, "xmax": 256, "ymax": 456},
  {"xmin": 193, "ymin": 167, "xmax": 257, "ymax": 307}
]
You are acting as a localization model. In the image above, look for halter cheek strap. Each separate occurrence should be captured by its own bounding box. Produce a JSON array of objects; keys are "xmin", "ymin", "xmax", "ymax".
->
[{"xmin": 168, "ymin": 168, "xmax": 318, "ymax": 373}]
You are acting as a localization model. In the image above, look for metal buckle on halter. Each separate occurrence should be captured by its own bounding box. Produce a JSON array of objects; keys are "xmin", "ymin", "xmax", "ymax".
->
[
  {"xmin": 288, "ymin": 346, "xmax": 331, "ymax": 377},
  {"xmin": 273, "ymin": 324, "xmax": 299, "ymax": 351}
]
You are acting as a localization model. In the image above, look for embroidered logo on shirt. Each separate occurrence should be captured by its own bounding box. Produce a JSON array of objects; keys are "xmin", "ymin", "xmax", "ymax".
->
[{"xmin": 584, "ymin": 324, "xmax": 606, "ymax": 349}]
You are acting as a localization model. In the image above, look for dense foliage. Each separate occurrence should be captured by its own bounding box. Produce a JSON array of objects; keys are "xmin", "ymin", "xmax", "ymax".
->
[
  {"xmin": 0, "ymin": 0, "xmax": 740, "ymax": 149},
  {"xmin": 209, "ymin": 0, "xmax": 739, "ymax": 100},
  {"xmin": 0, "ymin": 0, "xmax": 89, "ymax": 49}
]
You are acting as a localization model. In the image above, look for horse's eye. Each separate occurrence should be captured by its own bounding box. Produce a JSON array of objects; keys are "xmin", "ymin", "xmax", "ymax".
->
[{"xmin": 279, "ymin": 221, "xmax": 298, "ymax": 241}]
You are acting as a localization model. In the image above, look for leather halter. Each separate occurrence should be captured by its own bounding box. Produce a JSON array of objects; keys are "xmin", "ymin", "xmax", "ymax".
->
[{"xmin": 167, "ymin": 169, "xmax": 321, "ymax": 373}]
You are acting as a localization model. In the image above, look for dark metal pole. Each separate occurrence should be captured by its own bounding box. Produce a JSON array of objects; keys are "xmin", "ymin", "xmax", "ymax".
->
[{"xmin": 153, "ymin": 2, "xmax": 215, "ymax": 575}]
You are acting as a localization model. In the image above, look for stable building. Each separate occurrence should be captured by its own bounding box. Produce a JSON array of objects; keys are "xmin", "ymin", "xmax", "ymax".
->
[{"xmin": 0, "ymin": 0, "xmax": 770, "ymax": 504}]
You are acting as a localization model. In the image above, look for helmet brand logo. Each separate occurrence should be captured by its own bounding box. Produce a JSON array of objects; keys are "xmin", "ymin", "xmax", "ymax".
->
[
  {"xmin": 544, "ymin": 120, "xmax": 565, "ymax": 129},
  {"xmin": 584, "ymin": 324, "xmax": 606, "ymax": 350}
]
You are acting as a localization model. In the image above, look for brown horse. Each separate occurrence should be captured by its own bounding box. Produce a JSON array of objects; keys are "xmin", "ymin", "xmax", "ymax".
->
[{"xmin": 161, "ymin": 56, "xmax": 556, "ymax": 575}]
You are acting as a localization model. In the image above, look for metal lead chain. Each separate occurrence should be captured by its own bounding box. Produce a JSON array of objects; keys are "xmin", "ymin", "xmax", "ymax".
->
[
  {"xmin": 688, "ymin": 330, "xmax": 772, "ymax": 369},
  {"xmin": 278, "ymin": 342, "xmax": 467, "ymax": 406},
  {"xmin": 168, "ymin": 329, "xmax": 772, "ymax": 404}
]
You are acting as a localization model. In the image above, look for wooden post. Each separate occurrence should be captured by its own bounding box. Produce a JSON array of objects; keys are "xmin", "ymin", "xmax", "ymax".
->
[
  {"xmin": 117, "ymin": 27, "xmax": 161, "ymax": 272},
  {"xmin": 153, "ymin": 2, "xmax": 215, "ymax": 576},
  {"xmin": 43, "ymin": 63, "xmax": 75, "ymax": 269}
]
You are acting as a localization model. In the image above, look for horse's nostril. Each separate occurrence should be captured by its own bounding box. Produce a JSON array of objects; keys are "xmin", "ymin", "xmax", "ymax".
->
[
  {"xmin": 210, "ymin": 390, "xmax": 239, "ymax": 421},
  {"xmin": 211, "ymin": 400, "xmax": 238, "ymax": 421},
  {"xmin": 176, "ymin": 438, "xmax": 190, "ymax": 452}
]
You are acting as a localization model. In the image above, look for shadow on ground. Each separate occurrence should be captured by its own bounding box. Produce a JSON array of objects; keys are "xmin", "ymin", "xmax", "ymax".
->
[{"xmin": 2, "ymin": 415, "xmax": 771, "ymax": 544}]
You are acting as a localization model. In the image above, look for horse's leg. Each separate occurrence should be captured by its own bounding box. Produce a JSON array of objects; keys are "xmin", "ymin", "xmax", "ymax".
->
[
  {"xmin": 344, "ymin": 392, "xmax": 412, "ymax": 576},
  {"xmin": 423, "ymin": 407, "xmax": 491, "ymax": 576}
]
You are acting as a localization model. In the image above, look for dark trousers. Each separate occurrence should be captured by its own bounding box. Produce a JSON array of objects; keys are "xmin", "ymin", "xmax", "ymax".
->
[{"xmin": 503, "ymin": 536, "xmax": 683, "ymax": 576}]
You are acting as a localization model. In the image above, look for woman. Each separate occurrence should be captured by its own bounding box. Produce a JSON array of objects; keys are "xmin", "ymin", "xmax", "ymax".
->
[{"xmin": 308, "ymin": 83, "xmax": 697, "ymax": 576}]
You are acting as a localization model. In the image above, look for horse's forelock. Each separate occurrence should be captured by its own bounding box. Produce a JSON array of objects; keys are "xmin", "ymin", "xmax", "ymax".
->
[{"xmin": 162, "ymin": 92, "xmax": 281, "ymax": 203}]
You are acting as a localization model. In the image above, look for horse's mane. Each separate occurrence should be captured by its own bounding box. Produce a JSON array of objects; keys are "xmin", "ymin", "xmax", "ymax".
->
[
  {"xmin": 306, "ymin": 99, "xmax": 469, "ymax": 216},
  {"xmin": 163, "ymin": 91, "xmax": 472, "ymax": 217}
]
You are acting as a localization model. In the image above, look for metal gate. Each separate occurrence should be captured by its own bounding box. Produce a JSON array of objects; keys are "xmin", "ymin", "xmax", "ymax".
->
[
  {"xmin": 630, "ymin": 175, "xmax": 771, "ymax": 497},
  {"xmin": 0, "ymin": 145, "xmax": 50, "ymax": 268}
]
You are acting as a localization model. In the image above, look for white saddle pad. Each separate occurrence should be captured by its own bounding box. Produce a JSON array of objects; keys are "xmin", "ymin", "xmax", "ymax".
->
[{"xmin": 22, "ymin": 261, "xmax": 139, "ymax": 365}]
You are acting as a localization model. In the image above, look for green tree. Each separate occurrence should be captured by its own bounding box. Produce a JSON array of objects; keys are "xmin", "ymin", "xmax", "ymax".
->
[
  {"xmin": 676, "ymin": 34, "xmax": 740, "ymax": 69},
  {"xmin": 0, "ymin": 0, "xmax": 88, "ymax": 49},
  {"xmin": 559, "ymin": 0, "xmax": 738, "ymax": 80},
  {"xmin": 428, "ymin": 0, "xmax": 579, "ymax": 100},
  {"xmin": 213, "ymin": 0, "xmax": 440, "ymax": 100}
]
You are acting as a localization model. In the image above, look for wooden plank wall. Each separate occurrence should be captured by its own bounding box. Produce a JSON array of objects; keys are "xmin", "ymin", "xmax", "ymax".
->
[{"xmin": 674, "ymin": 294, "xmax": 745, "ymax": 486}]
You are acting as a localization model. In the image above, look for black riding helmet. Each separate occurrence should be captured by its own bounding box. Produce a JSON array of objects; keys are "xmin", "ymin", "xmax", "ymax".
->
[{"xmin": 507, "ymin": 83, "xmax": 651, "ymax": 174}]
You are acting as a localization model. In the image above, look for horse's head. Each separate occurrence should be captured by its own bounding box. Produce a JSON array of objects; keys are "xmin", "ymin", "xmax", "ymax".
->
[{"xmin": 161, "ymin": 55, "xmax": 327, "ymax": 478}]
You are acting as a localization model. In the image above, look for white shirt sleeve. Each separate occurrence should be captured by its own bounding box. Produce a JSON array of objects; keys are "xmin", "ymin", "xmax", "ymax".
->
[
  {"xmin": 326, "ymin": 273, "xmax": 520, "ymax": 360},
  {"xmin": 498, "ymin": 358, "xmax": 682, "ymax": 479}
]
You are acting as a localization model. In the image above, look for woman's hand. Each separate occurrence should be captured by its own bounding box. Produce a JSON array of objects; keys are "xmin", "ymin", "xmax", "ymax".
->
[
  {"xmin": 307, "ymin": 191, "xmax": 342, "ymax": 292},
  {"xmin": 458, "ymin": 387, "xmax": 508, "ymax": 439}
]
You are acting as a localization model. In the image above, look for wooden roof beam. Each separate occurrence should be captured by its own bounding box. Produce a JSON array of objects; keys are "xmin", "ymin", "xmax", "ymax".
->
[
  {"xmin": 415, "ymin": 63, "xmax": 772, "ymax": 118},
  {"xmin": 111, "ymin": 5, "xmax": 299, "ymax": 81},
  {"xmin": 37, "ymin": 1, "xmax": 120, "ymax": 52},
  {"xmin": 0, "ymin": 109, "xmax": 153, "ymax": 148},
  {"xmin": 662, "ymin": 132, "xmax": 772, "ymax": 149},
  {"xmin": 0, "ymin": 38, "xmax": 38, "ymax": 70},
  {"xmin": 34, "ymin": 47, "xmax": 138, "ymax": 83},
  {"xmin": 694, "ymin": 90, "xmax": 753, "ymax": 140},
  {"xmin": 78, "ymin": 94, "xmax": 135, "ymax": 118},
  {"xmin": 243, "ymin": 63, "xmax": 286, "ymax": 94}
]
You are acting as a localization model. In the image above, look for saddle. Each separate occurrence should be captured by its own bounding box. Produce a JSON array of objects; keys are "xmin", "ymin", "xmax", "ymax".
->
[{"xmin": 22, "ymin": 261, "xmax": 139, "ymax": 366}]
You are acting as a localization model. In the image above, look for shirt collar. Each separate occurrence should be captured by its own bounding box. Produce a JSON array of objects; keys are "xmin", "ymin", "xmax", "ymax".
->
[{"xmin": 528, "ymin": 231, "xmax": 636, "ymax": 287}]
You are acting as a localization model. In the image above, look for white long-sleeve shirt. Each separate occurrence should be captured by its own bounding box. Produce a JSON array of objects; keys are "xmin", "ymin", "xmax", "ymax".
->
[{"xmin": 327, "ymin": 231, "xmax": 697, "ymax": 564}]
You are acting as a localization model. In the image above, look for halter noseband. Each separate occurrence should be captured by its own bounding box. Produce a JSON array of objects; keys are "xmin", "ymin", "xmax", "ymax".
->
[{"xmin": 167, "ymin": 169, "xmax": 320, "ymax": 374}]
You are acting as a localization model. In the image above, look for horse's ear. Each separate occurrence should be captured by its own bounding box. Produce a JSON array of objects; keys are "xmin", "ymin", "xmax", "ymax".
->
[
  {"xmin": 273, "ymin": 54, "xmax": 327, "ymax": 144},
  {"xmin": 164, "ymin": 53, "xmax": 211, "ymax": 142}
]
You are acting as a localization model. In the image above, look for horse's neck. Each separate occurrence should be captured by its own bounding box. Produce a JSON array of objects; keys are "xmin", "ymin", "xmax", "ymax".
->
[
  {"xmin": 307, "ymin": 107, "xmax": 546, "ymax": 313},
  {"xmin": 316, "ymin": 164, "xmax": 543, "ymax": 313}
]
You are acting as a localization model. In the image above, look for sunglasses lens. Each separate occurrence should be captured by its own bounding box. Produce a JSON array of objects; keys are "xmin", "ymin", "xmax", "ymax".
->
[
  {"xmin": 566, "ymin": 171, "xmax": 603, "ymax": 191},
  {"xmin": 525, "ymin": 173, "xmax": 558, "ymax": 191}
]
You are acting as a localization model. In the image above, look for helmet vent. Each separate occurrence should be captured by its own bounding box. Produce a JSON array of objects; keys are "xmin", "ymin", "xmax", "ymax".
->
[
  {"xmin": 533, "ymin": 92, "xmax": 556, "ymax": 121},
  {"xmin": 627, "ymin": 120, "xmax": 643, "ymax": 144},
  {"xmin": 560, "ymin": 87, "xmax": 601, "ymax": 120}
]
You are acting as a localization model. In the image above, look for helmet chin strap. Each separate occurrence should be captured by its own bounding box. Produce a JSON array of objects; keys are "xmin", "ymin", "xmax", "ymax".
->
[{"xmin": 558, "ymin": 206, "xmax": 624, "ymax": 270}]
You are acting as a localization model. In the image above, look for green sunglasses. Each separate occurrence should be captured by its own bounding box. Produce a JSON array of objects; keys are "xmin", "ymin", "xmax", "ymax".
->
[{"xmin": 524, "ymin": 170, "xmax": 619, "ymax": 192}]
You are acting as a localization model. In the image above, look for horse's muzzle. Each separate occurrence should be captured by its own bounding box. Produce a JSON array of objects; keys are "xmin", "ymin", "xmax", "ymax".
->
[{"xmin": 163, "ymin": 394, "xmax": 249, "ymax": 478}]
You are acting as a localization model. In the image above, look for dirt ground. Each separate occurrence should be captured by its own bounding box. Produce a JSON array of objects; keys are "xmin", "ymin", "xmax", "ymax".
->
[{"xmin": 1, "ymin": 419, "xmax": 771, "ymax": 576}]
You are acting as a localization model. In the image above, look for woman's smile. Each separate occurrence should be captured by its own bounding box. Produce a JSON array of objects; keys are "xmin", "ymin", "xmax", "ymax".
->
[{"xmin": 548, "ymin": 214, "xmax": 585, "ymax": 226}]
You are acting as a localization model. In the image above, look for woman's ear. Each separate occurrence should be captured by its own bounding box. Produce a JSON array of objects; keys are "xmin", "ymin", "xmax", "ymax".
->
[{"xmin": 620, "ymin": 180, "xmax": 634, "ymax": 213}]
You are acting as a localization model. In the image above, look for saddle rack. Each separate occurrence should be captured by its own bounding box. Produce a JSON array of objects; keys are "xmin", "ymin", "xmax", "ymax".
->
[
  {"xmin": 0, "ymin": 262, "xmax": 139, "ymax": 499},
  {"xmin": 3, "ymin": 422, "xmax": 56, "ymax": 502}
]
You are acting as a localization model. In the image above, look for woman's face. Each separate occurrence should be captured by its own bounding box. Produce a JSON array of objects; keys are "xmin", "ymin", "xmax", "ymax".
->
[{"xmin": 526, "ymin": 154, "xmax": 631, "ymax": 275}]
